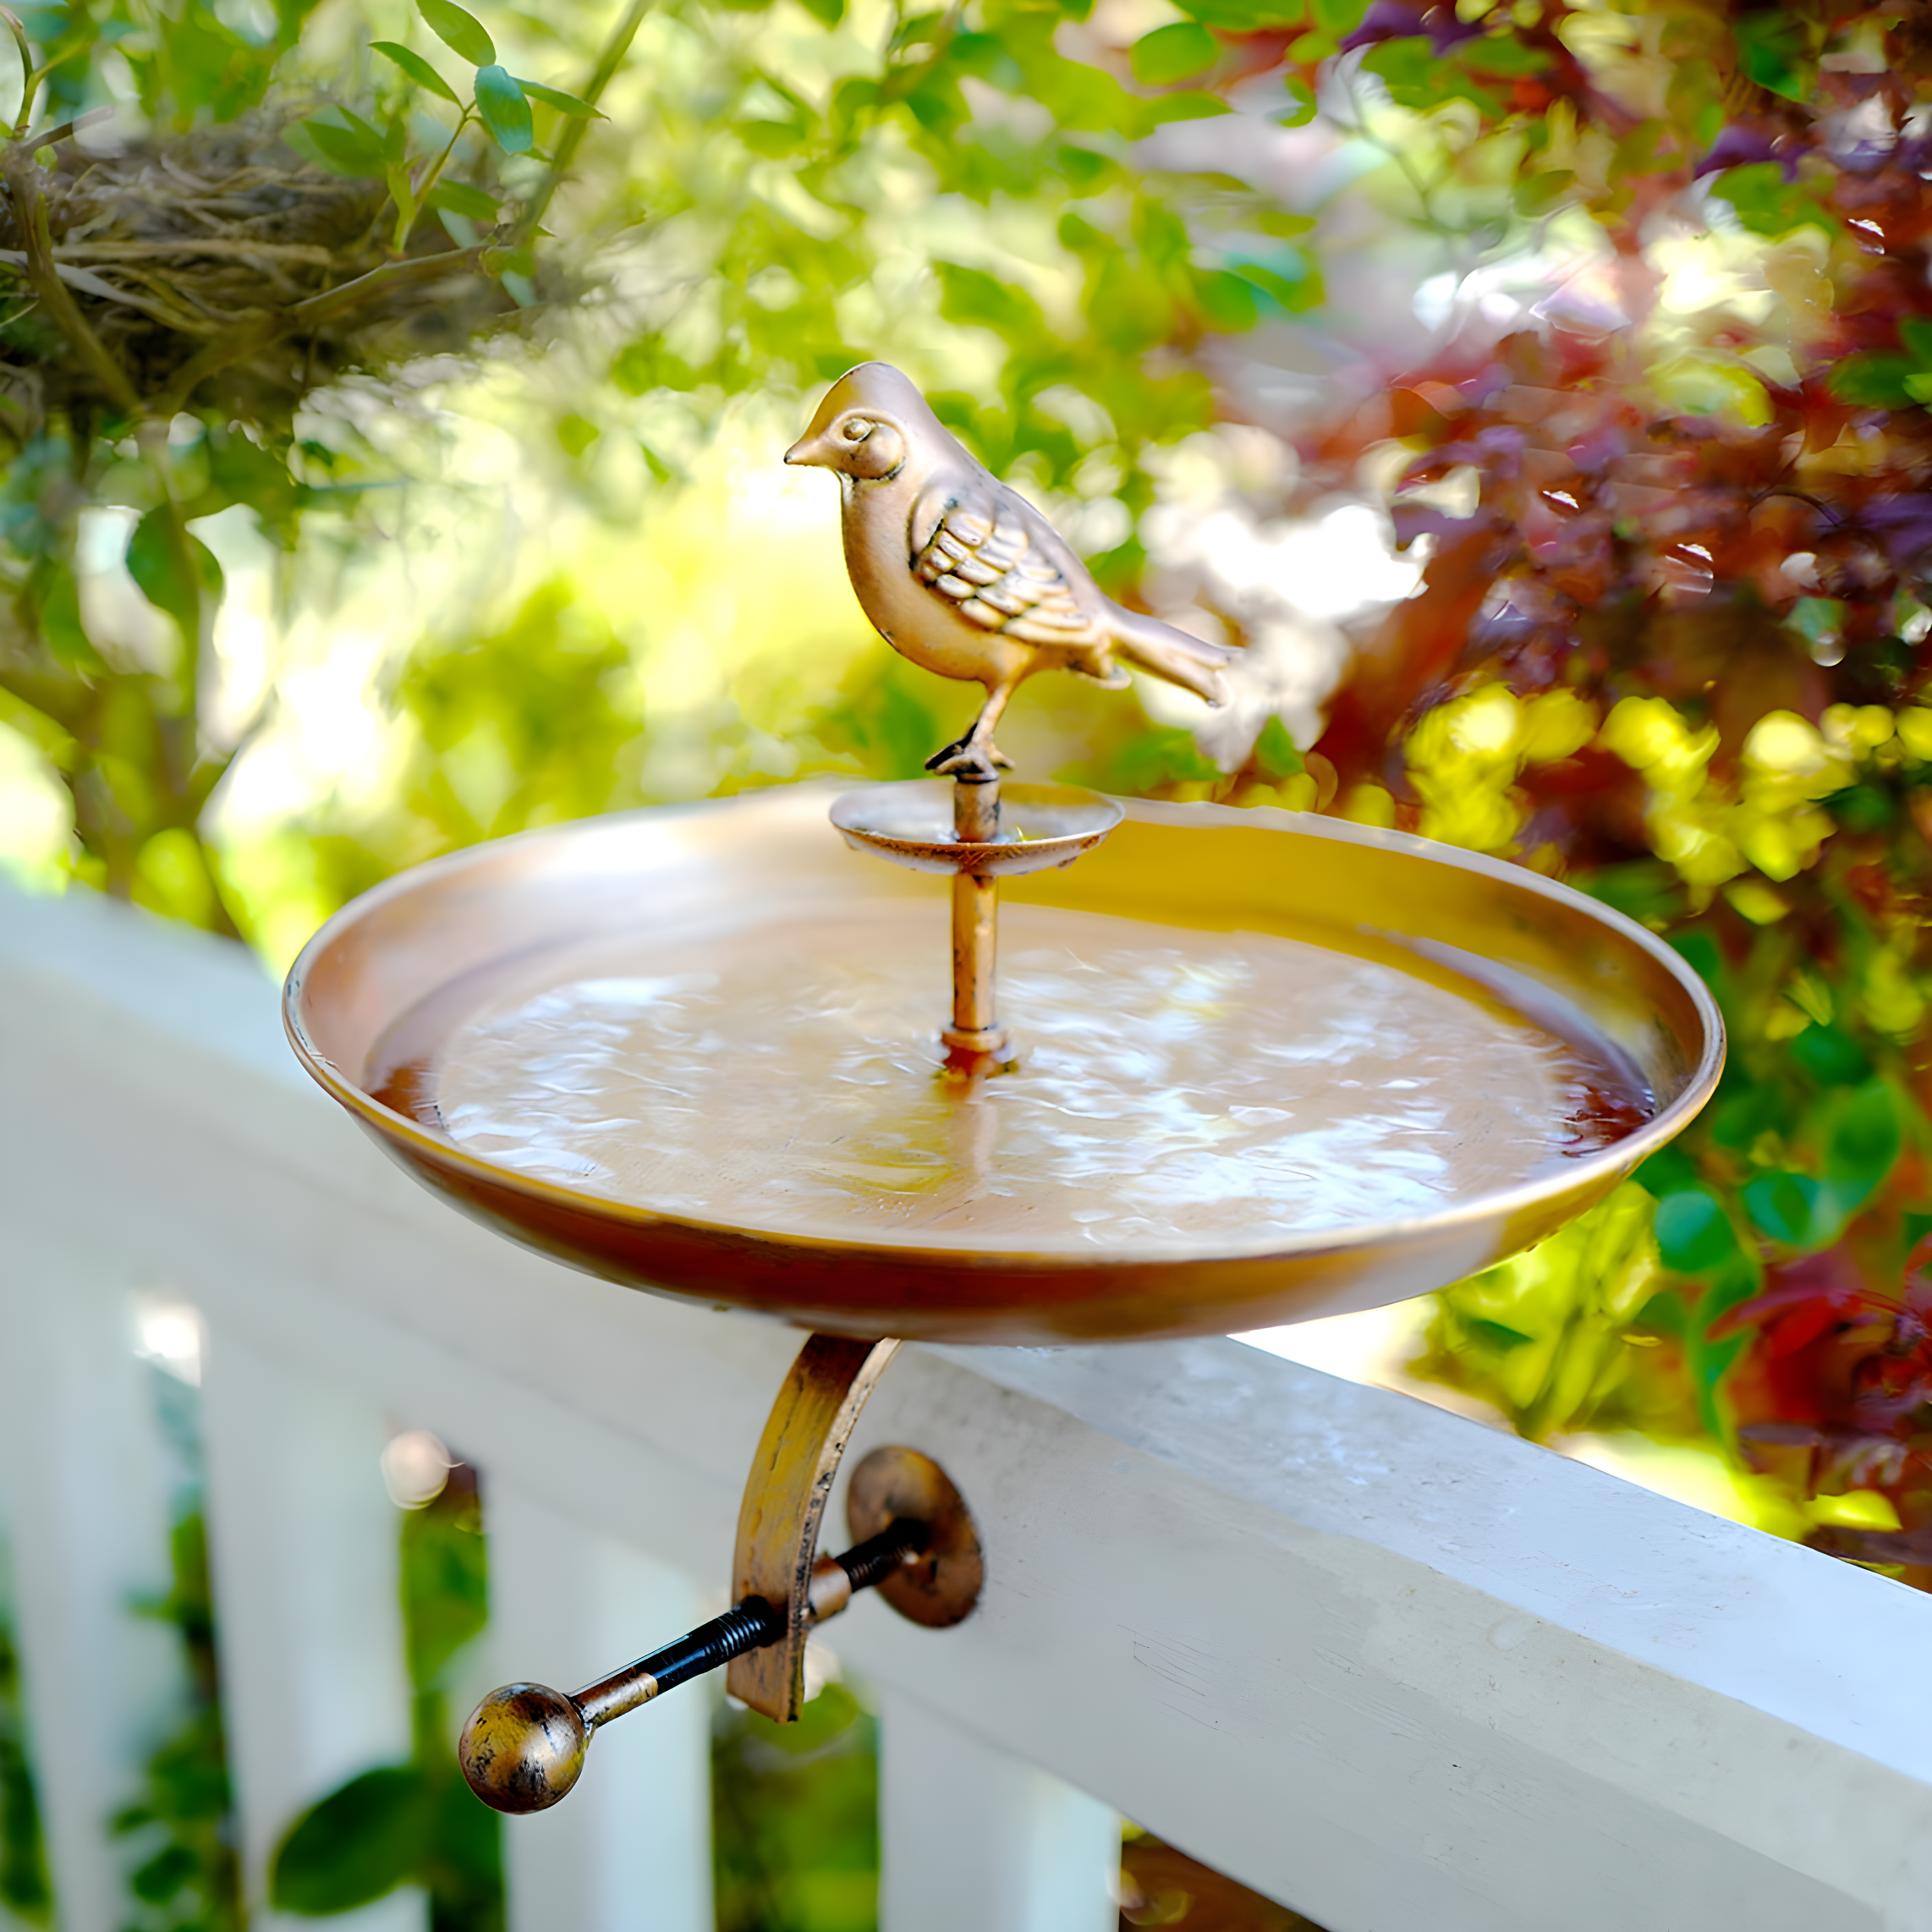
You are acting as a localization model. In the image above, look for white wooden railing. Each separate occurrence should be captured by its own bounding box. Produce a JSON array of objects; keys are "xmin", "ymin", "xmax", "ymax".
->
[{"xmin": 3, "ymin": 875, "xmax": 1931, "ymax": 1932}]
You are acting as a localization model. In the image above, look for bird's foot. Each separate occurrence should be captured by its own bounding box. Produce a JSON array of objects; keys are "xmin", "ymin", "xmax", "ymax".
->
[{"xmin": 925, "ymin": 737, "xmax": 1013, "ymax": 780}]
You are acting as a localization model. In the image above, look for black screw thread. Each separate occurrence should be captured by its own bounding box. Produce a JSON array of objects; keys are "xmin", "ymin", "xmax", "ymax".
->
[
  {"xmin": 835, "ymin": 1516, "xmax": 930, "ymax": 1594},
  {"xmin": 601, "ymin": 1518, "xmax": 930, "ymax": 1708},
  {"xmin": 639, "ymin": 1599, "xmax": 785, "ymax": 1698}
]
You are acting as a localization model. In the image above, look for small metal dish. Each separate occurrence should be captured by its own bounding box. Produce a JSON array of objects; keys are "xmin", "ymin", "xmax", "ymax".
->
[{"xmin": 830, "ymin": 779, "xmax": 1122, "ymax": 877}]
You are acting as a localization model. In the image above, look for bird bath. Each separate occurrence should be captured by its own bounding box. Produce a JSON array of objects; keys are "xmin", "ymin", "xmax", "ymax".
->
[{"xmin": 282, "ymin": 368, "xmax": 1722, "ymax": 1815}]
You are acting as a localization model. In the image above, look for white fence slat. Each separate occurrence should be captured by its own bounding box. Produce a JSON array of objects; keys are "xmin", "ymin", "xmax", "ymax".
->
[
  {"xmin": 197, "ymin": 1320, "xmax": 424, "ymax": 1932},
  {"xmin": 0, "ymin": 1242, "xmax": 183, "ymax": 1932},
  {"xmin": 8, "ymin": 879, "xmax": 1932, "ymax": 1932},
  {"xmin": 486, "ymin": 1478, "xmax": 713, "ymax": 1932},
  {"xmin": 878, "ymin": 1689, "xmax": 1117, "ymax": 1932}
]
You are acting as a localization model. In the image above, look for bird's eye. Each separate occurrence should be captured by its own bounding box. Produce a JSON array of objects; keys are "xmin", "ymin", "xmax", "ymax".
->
[{"xmin": 842, "ymin": 419, "xmax": 873, "ymax": 442}]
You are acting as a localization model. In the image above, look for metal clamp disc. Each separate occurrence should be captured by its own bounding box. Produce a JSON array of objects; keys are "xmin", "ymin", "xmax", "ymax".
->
[{"xmin": 845, "ymin": 1446, "xmax": 983, "ymax": 1627}]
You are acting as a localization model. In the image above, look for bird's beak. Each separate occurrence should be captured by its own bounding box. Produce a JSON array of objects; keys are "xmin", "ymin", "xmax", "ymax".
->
[{"xmin": 783, "ymin": 434, "xmax": 826, "ymax": 467}]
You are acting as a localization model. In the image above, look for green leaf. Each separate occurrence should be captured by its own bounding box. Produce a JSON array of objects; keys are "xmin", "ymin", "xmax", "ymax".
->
[
  {"xmin": 1177, "ymin": 0, "xmax": 1304, "ymax": 24},
  {"xmin": 428, "ymin": 178, "xmax": 502, "ymax": 220},
  {"xmin": 1824, "ymin": 1079, "xmax": 1902, "ymax": 1199},
  {"xmin": 1235, "ymin": 256, "xmax": 1321, "ymax": 313},
  {"xmin": 797, "ymin": 0, "xmax": 843, "ymax": 25},
  {"xmin": 1463, "ymin": 1316, "xmax": 1534, "ymax": 1353},
  {"xmin": 385, "ymin": 160, "xmax": 417, "ymax": 237},
  {"xmin": 1142, "ymin": 88, "xmax": 1230, "ymax": 124},
  {"xmin": 1251, "ymin": 714, "xmax": 1304, "ymax": 779},
  {"xmin": 1785, "ymin": 596, "xmax": 1845, "ymax": 647},
  {"xmin": 1100, "ymin": 726, "xmax": 1222, "ymax": 793},
  {"xmin": 1900, "ymin": 315, "xmax": 1932, "ymax": 368},
  {"xmin": 1274, "ymin": 74, "xmax": 1316, "ymax": 126},
  {"xmin": 416, "ymin": 0, "xmax": 494, "ymax": 65},
  {"xmin": 0, "ymin": 684, "xmax": 76, "ymax": 766},
  {"xmin": 1733, "ymin": 8, "xmax": 1812, "ymax": 101},
  {"xmin": 737, "ymin": 117, "xmax": 801, "ymax": 156},
  {"xmin": 1459, "ymin": 31, "xmax": 1548, "ymax": 76},
  {"xmin": 933, "ymin": 261, "xmax": 1044, "ymax": 338},
  {"xmin": 1360, "ymin": 36, "xmax": 1436, "ymax": 100},
  {"xmin": 1311, "ymin": 0, "xmax": 1365, "ymax": 31},
  {"xmin": 300, "ymin": 116, "xmax": 385, "ymax": 177},
  {"xmin": 270, "ymin": 1766, "xmax": 428, "ymax": 1913},
  {"xmin": 1131, "ymin": 21, "xmax": 1218, "ymax": 84},
  {"xmin": 557, "ymin": 412, "xmax": 600, "ymax": 456},
  {"xmin": 338, "ymin": 104, "xmax": 385, "ymax": 148},
  {"xmin": 1515, "ymin": 168, "xmax": 1575, "ymax": 219},
  {"xmin": 1194, "ymin": 266, "xmax": 1258, "ymax": 332},
  {"xmin": 126, "ymin": 511, "xmax": 223, "ymax": 641},
  {"xmin": 200, "ymin": 421, "xmax": 303, "ymax": 546},
  {"xmin": 1790, "ymin": 1023, "xmax": 1869, "ymax": 1087},
  {"xmin": 36, "ymin": 561, "xmax": 103, "ymax": 674},
  {"xmin": 1653, "ymin": 1188, "xmax": 1737, "ymax": 1273},
  {"xmin": 475, "ymin": 63, "xmax": 535, "ymax": 153},
  {"xmin": 1741, "ymin": 1172, "xmax": 1830, "ymax": 1249},
  {"xmin": 1825, "ymin": 353, "xmax": 1915, "ymax": 409},
  {"xmin": 1709, "ymin": 162, "xmax": 1836, "ymax": 239},
  {"xmin": 1363, "ymin": 35, "xmax": 1501, "ymax": 114},
  {"xmin": 513, "ymin": 76, "xmax": 604, "ymax": 117},
  {"xmin": 370, "ymin": 40, "xmax": 462, "ymax": 106},
  {"xmin": 949, "ymin": 30, "xmax": 1024, "ymax": 91},
  {"xmin": 1633, "ymin": 1142, "xmax": 1697, "ymax": 1197}
]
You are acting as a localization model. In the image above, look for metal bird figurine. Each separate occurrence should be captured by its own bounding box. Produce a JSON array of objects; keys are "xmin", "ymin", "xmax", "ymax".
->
[{"xmin": 785, "ymin": 362, "xmax": 1235, "ymax": 777}]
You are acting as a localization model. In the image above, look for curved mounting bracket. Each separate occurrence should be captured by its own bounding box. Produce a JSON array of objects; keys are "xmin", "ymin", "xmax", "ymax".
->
[
  {"xmin": 727, "ymin": 1333, "xmax": 903, "ymax": 1721},
  {"xmin": 456, "ymin": 1331, "xmax": 984, "ymax": 1810}
]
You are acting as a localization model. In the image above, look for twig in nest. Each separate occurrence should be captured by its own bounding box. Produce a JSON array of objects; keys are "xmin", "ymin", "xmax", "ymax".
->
[{"xmin": 57, "ymin": 239, "xmax": 337, "ymax": 264}]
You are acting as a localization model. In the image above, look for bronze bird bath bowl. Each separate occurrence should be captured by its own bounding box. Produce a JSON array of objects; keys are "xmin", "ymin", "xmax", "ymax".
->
[
  {"xmin": 283, "ymin": 360, "xmax": 1721, "ymax": 1819},
  {"xmin": 286, "ymin": 769, "xmax": 1721, "ymax": 1813}
]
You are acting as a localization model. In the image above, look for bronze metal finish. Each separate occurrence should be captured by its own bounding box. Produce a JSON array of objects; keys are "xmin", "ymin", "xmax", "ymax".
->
[
  {"xmin": 828, "ymin": 777, "xmax": 1122, "ymax": 878},
  {"xmin": 454, "ymin": 1457, "xmax": 966, "ymax": 1813},
  {"xmin": 783, "ymin": 363, "xmax": 1234, "ymax": 779},
  {"xmin": 284, "ymin": 784, "xmax": 1724, "ymax": 1344},
  {"xmin": 948, "ymin": 775, "xmax": 1007, "ymax": 1060},
  {"xmin": 458, "ymin": 1682, "xmax": 591, "ymax": 1814},
  {"xmin": 727, "ymin": 1333, "xmax": 902, "ymax": 1721},
  {"xmin": 846, "ymin": 1446, "xmax": 983, "ymax": 1629}
]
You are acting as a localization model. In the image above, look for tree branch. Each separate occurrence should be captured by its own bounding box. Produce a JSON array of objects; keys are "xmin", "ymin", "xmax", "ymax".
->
[
  {"xmin": 6, "ymin": 169, "xmax": 138, "ymax": 413},
  {"xmin": 521, "ymin": 0, "xmax": 650, "ymax": 240}
]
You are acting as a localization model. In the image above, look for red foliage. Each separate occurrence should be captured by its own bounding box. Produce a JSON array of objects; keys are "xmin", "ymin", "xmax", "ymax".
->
[{"xmin": 1720, "ymin": 1240, "xmax": 1932, "ymax": 1573}]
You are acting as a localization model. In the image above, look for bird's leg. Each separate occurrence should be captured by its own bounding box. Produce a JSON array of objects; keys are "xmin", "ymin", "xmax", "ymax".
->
[{"xmin": 925, "ymin": 683, "xmax": 1017, "ymax": 779}]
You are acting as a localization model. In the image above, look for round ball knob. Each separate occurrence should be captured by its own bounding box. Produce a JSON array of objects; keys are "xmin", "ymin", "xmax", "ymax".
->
[{"xmin": 458, "ymin": 1683, "xmax": 590, "ymax": 1814}]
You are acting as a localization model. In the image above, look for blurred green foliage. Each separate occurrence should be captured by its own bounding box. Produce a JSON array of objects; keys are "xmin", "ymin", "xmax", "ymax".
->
[
  {"xmin": 271, "ymin": 1465, "xmax": 501, "ymax": 1925},
  {"xmin": 113, "ymin": 1512, "xmax": 245, "ymax": 1932},
  {"xmin": 0, "ymin": 1604, "xmax": 52, "ymax": 1926},
  {"xmin": 0, "ymin": 0, "xmax": 617, "ymax": 937},
  {"xmin": 714, "ymin": 1682, "xmax": 878, "ymax": 1932},
  {"xmin": 1292, "ymin": 0, "xmax": 1932, "ymax": 1575}
]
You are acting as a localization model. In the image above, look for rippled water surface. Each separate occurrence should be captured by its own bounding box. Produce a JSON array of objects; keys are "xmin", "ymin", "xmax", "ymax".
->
[{"xmin": 372, "ymin": 904, "xmax": 1643, "ymax": 1252}]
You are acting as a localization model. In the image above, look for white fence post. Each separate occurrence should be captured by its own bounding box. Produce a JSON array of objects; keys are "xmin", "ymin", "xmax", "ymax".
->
[
  {"xmin": 196, "ymin": 1318, "xmax": 424, "ymax": 1932},
  {"xmin": 485, "ymin": 1477, "xmax": 714, "ymax": 1932},
  {"xmin": 0, "ymin": 1241, "xmax": 183, "ymax": 1932},
  {"xmin": 877, "ymin": 1689, "xmax": 1118, "ymax": 1932}
]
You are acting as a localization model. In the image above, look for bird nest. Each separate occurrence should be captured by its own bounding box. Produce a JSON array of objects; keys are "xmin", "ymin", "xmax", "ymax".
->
[{"xmin": 0, "ymin": 114, "xmax": 506, "ymax": 436}]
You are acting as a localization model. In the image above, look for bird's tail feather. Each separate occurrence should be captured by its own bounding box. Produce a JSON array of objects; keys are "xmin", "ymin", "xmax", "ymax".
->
[{"xmin": 1106, "ymin": 607, "xmax": 1235, "ymax": 706}]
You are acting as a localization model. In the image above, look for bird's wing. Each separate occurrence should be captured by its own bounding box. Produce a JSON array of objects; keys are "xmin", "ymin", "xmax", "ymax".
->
[{"xmin": 909, "ymin": 473, "xmax": 1103, "ymax": 648}]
